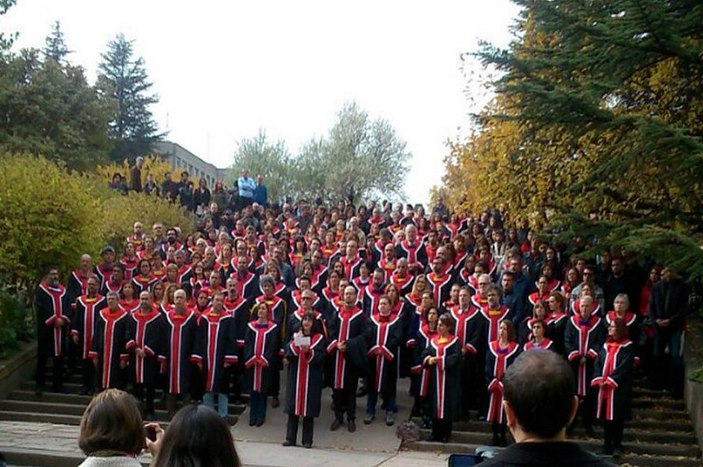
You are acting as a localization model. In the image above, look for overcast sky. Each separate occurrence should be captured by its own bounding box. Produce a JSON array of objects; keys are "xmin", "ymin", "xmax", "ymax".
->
[{"xmin": 1, "ymin": 0, "xmax": 519, "ymax": 204}]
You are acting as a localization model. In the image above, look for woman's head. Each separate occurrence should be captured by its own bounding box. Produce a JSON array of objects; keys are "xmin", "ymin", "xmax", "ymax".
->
[
  {"xmin": 78, "ymin": 389, "xmax": 145, "ymax": 456},
  {"xmin": 151, "ymin": 405, "xmax": 241, "ymax": 467}
]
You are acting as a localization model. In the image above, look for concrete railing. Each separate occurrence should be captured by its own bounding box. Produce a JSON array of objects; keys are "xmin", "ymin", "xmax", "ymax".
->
[
  {"xmin": 684, "ymin": 320, "xmax": 703, "ymax": 452},
  {"xmin": 0, "ymin": 342, "xmax": 37, "ymax": 400}
]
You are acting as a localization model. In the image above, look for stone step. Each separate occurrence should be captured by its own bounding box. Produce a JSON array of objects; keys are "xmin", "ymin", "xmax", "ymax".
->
[
  {"xmin": 432, "ymin": 426, "xmax": 697, "ymax": 445},
  {"xmin": 633, "ymin": 398, "xmax": 687, "ymax": 411},
  {"xmin": 7, "ymin": 390, "xmax": 246, "ymax": 414},
  {"xmin": 0, "ymin": 400, "xmax": 174, "ymax": 421},
  {"xmin": 403, "ymin": 441, "xmax": 701, "ymax": 465},
  {"xmin": 632, "ymin": 407, "xmax": 690, "ymax": 421}
]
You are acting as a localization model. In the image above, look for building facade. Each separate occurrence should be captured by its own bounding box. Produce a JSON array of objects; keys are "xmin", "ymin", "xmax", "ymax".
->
[{"xmin": 153, "ymin": 141, "xmax": 229, "ymax": 188}]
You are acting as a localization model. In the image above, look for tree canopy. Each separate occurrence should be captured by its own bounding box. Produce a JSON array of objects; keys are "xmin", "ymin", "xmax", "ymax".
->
[
  {"xmin": 443, "ymin": 0, "xmax": 703, "ymax": 280},
  {"xmin": 229, "ymin": 102, "xmax": 411, "ymax": 205},
  {"xmin": 97, "ymin": 33, "xmax": 163, "ymax": 163}
]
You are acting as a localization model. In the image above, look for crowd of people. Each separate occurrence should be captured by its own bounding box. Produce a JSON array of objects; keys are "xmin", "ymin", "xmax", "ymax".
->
[{"xmin": 35, "ymin": 180, "xmax": 690, "ymax": 455}]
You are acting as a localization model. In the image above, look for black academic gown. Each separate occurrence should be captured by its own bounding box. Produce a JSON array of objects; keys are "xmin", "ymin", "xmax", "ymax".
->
[
  {"xmin": 193, "ymin": 311, "xmax": 238, "ymax": 393},
  {"xmin": 367, "ymin": 313, "xmax": 403, "ymax": 396},
  {"xmin": 285, "ymin": 332, "xmax": 326, "ymax": 418},
  {"xmin": 126, "ymin": 309, "xmax": 164, "ymax": 386},
  {"xmin": 161, "ymin": 310, "xmax": 198, "ymax": 394},
  {"xmin": 565, "ymin": 315, "xmax": 606, "ymax": 397},
  {"xmin": 592, "ymin": 339, "xmax": 635, "ymax": 421},
  {"xmin": 243, "ymin": 320, "xmax": 280, "ymax": 393},
  {"xmin": 35, "ymin": 283, "xmax": 71, "ymax": 359},
  {"xmin": 90, "ymin": 308, "xmax": 130, "ymax": 390},
  {"xmin": 421, "ymin": 335, "xmax": 462, "ymax": 421},
  {"xmin": 326, "ymin": 306, "xmax": 369, "ymax": 389},
  {"xmin": 71, "ymin": 295, "xmax": 107, "ymax": 360}
]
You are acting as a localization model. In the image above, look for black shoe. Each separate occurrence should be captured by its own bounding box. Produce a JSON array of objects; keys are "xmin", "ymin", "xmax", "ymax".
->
[
  {"xmin": 256, "ymin": 418, "xmax": 264, "ymax": 427},
  {"xmin": 302, "ymin": 442, "xmax": 312, "ymax": 449},
  {"xmin": 347, "ymin": 420, "xmax": 356, "ymax": 432},
  {"xmin": 271, "ymin": 396, "xmax": 280, "ymax": 408},
  {"xmin": 282, "ymin": 440, "xmax": 295, "ymax": 447},
  {"xmin": 330, "ymin": 418, "xmax": 343, "ymax": 431},
  {"xmin": 363, "ymin": 413, "xmax": 374, "ymax": 424},
  {"xmin": 249, "ymin": 419, "xmax": 256, "ymax": 426},
  {"xmin": 612, "ymin": 446, "xmax": 624, "ymax": 458},
  {"xmin": 385, "ymin": 411, "xmax": 395, "ymax": 426}
]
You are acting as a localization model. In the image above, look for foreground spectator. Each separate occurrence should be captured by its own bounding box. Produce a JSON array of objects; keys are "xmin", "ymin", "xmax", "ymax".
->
[
  {"xmin": 78, "ymin": 389, "xmax": 144, "ymax": 466},
  {"xmin": 480, "ymin": 350, "xmax": 612, "ymax": 466},
  {"xmin": 147, "ymin": 405, "xmax": 242, "ymax": 467}
]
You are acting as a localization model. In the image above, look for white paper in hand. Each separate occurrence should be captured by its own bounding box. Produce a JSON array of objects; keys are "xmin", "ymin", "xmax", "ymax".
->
[{"xmin": 294, "ymin": 334, "xmax": 311, "ymax": 347}]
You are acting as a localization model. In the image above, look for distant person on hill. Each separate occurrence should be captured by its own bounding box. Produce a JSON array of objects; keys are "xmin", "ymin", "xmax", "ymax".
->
[
  {"xmin": 129, "ymin": 156, "xmax": 144, "ymax": 193},
  {"xmin": 237, "ymin": 168, "xmax": 256, "ymax": 209},
  {"xmin": 479, "ymin": 350, "xmax": 613, "ymax": 466},
  {"xmin": 253, "ymin": 174, "xmax": 268, "ymax": 207}
]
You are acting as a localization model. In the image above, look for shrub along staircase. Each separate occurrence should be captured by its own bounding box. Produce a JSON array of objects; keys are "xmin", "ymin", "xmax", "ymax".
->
[
  {"xmin": 402, "ymin": 378, "xmax": 702, "ymax": 467},
  {"xmin": 0, "ymin": 369, "xmax": 247, "ymax": 466}
]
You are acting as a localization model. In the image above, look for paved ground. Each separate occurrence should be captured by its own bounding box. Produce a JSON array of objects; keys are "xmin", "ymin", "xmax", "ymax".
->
[{"xmin": 0, "ymin": 379, "xmax": 452, "ymax": 466}]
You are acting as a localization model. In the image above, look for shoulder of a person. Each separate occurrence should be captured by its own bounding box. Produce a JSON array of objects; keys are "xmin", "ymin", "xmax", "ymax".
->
[
  {"xmin": 78, "ymin": 456, "xmax": 142, "ymax": 467},
  {"xmin": 480, "ymin": 442, "xmax": 613, "ymax": 467}
]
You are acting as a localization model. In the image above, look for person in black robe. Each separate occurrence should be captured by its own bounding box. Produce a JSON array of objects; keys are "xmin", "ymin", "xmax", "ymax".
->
[
  {"xmin": 422, "ymin": 312, "xmax": 462, "ymax": 443},
  {"xmin": 282, "ymin": 312, "xmax": 326, "ymax": 448},
  {"xmin": 244, "ymin": 300, "xmax": 280, "ymax": 426},
  {"xmin": 223, "ymin": 277, "xmax": 250, "ymax": 404},
  {"xmin": 161, "ymin": 289, "xmax": 199, "ymax": 418},
  {"xmin": 591, "ymin": 318, "xmax": 635, "ymax": 457},
  {"xmin": 89, "ymin": 292, "xmax": 130, "ymax": 391},
  {"xmin": 35, "ymin": 267, "xmax": 71, "ymax": 394},
  {"xmin": 193, "ymin": 293, "xmax": 238, "ymax": 423},
  {"xmin": 287, "ymin": 291, "xmax": 328, "ymax": 342},
  {"xmin": 410, "ymin": 306, "xmax": 439, "ymax": 428},
  {"xmin": 564, "ymin": 295, "xmax": 606, "ymax": 436},
  {"xmin": 70, "ymin": 276, "xmax": 106, "ymax": 395},
  {"xmin": 364, "ymin": 296, "xmax": 403, "ymax": 426},
  {"xmin": 126, "ymin": 291, "xmax": 164, "ymax": 420},
  {"xmin": 327, "ymin": 285, "xmax": 369, "ymax": 433}
]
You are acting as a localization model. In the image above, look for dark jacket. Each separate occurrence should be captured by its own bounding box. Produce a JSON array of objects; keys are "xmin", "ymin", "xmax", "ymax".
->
[
  {"xmin": 480, "ymin": 441, "xmax": 614, "ymax": 466},
  {"xmin": 649, "ymin": 278, "xmax": 688, "ymax": 330}
]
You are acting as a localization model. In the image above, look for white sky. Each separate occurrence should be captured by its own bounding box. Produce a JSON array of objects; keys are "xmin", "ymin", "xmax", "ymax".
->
[{"xmin": 1, "ymin": 0, "xmax": 519, "ymax": 204}]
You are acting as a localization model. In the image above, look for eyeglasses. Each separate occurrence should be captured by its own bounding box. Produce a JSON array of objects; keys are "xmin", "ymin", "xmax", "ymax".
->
[{"xmin": 302, "ymin": 296, "xmax": 313, "ymax": 300}]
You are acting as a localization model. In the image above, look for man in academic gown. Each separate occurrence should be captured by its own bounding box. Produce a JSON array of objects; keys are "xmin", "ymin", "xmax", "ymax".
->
[
  {"xmin": 90, "ymin": 292, "xmax": 130, "ymax": 391},
  {"xmin": 70, "ymin": 276, "xmax": 106, "ymax": 395}
]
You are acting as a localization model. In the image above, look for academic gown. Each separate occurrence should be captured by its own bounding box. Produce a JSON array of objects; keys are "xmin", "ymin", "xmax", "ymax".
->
[
  {"xmin": 547, "ymin": 312, "xmax": 568, "ymax": 355},
  {"xmin": 161, "ymin": 310, "xmax": 198, "ymax": 394},
  {"xmin": 192, "ymin": 311, "xmax": 238, "ymax": 393},
  {"xmin": 485, "ymin": 341, "xmax": 520, "ymax": 424},
  {"xmin": 285, "ymin": 332, "xmax": 326, "ymax": 418},
  {"xmin": 592, "ymin": 339, "xmax": 634, "ymax": 421},
  {"xmin": 126, "ymin": 310, "xmax": 164, "ymax": 386},
  {"xmin": 564, "ymin": 315, "xmax": 606, "ymax": 397},
  {"xmin": 243, "ymin": 321, "xmax": 280, "ymax": 393},
  {"xmin": 367, "ymin": 313, "xmax": 403, "ymax": 395},
  {"xmin": 326, "ymin": 306, "xmax": 369, "ymax": 389},
  {"xmin": 90, "ymin": 307, "xmax": 130, "ymax": 390},
  {"xmin": 71, "ymin": 295, "xmax": 107, "ymax": 360},
  {"xmin": 35, "ymin": 283, "xmax": 71, "ymax": 358},
  {"xmin": 421, "ymin": 335, "xmax": 462, "ymax": 421},
  {"xmin": 410, "ymin": 324, "xmax": 438, "ymax": 397}
]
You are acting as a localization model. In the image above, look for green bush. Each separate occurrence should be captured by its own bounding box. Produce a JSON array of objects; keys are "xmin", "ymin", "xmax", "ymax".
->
[{"xmin": 0, "ymin": 284, "xmax": 33, "ymax": 360}]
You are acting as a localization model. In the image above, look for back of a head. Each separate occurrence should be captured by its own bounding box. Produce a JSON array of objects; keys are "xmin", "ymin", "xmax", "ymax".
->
[
  {"xmin": 503, "ymin": 350, "xmax": 575, "ymax": 439},
  {"xmin": 152, "ymin": 405, "xmax": 241, "ymax": 467},
  {"xmin": 78, "ymin": 389, "xmax": 145, "ymax": 456}
]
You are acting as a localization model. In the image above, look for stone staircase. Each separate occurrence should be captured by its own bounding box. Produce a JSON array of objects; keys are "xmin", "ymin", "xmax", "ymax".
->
[{"xmin": 402, "ymin": 382, "xmax": 702, "ymax": 467}]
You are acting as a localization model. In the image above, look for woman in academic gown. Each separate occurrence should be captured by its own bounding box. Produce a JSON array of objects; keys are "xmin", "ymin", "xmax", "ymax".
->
[
  {"xmin": 410, "ymin": 306, "xmax": 439, "ymax": 427},
  {"xmin": 282, "ymin": 312, "xmax": 325, "ymax": 448},
  {"xmin": 244, "ymin": 301, "xmax": 280, "ymax": 427},
  {"xmin": 591, "ymin": 317, "xmax": 635, "ymax": 457},
  {"xmin": 485, "ymin": 319, "xmax": 520, "ymax": 446},
  {"xmin": 421, "ymin": 312, "xmax": 462, "ymax": 443}
]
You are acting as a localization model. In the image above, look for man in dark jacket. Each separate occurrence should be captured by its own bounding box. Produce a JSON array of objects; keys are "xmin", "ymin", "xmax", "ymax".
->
[
  {"xmin": 129, "ymin": 156, "xmax": 144, "ymax": 192},
  {"xmin": 480, "ymin": 350, "xmax": 613, "ymax": 467},
  {"xmin": 649, "ymin": 266, "xmax": 688, "ymax": 396}
]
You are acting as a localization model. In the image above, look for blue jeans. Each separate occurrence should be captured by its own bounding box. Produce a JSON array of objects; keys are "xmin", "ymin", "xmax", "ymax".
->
[
  {"xmin": 653, "ymin": 326, "xmax": 684, "ymax": 393},
  {"xmin": 249, "ymin": 391, "xmax": 267, "ymax": 423},
  {"xmin": 204, "ymin": 392, "xmax": 229, "ymax": 419},
  {"xmin": 366, "ymin": 391, "xmax": 397, "ymax": 415}
]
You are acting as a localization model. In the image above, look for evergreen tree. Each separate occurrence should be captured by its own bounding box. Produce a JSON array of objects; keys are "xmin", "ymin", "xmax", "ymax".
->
[
  {"xmin": 42, "ymin": 21, "xmax": 71, "ymax": 63},
  {"xmin": 444, "ymin": 0, "xmax": 703, "ymax": 280},
  {"xmin": 97, "ymin": 33, "xmax": 162, "ymax": 162}
]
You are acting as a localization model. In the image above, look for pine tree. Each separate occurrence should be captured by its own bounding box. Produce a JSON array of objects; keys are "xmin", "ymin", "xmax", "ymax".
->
[
  {"xmin": 97, "ymin": 33, "xmax": 163, "ymax": 162},
  {"xmin": 42, "ymin": 21, "xmax": 71, "ymax": 63}
]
